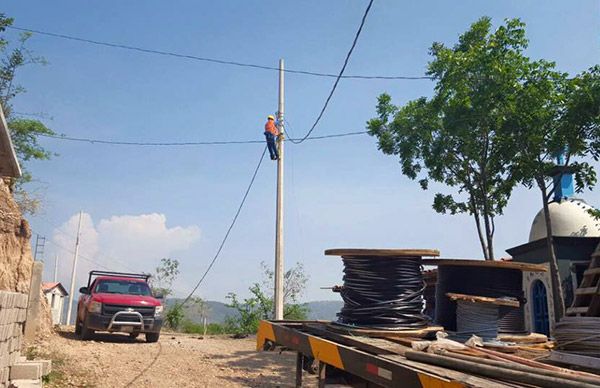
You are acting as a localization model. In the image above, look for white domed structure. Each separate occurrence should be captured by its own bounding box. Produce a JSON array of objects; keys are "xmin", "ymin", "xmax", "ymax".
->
[{"xmin": 529, "ymin": 198, "xmax": 600, "ymax": 242}]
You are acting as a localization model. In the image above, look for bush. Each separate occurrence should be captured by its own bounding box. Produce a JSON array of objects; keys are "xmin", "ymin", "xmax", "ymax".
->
[
  {"xmin": 165, "ymin": 304, "xmax": 185, "ymax": 330},
  {"xmin": 180, "ymin": 320, "xmax": 228, "ymax": 335}
]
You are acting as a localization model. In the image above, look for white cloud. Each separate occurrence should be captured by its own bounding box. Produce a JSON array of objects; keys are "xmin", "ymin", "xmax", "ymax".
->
[{"xmin": 50, "ymin": 212, "xmax": 201, "ymax": 296}]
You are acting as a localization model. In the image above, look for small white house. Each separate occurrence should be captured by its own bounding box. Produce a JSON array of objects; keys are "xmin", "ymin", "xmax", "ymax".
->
[{"xmin": 42, "ymin": 282, "xmax": 68, "ymax": 325}]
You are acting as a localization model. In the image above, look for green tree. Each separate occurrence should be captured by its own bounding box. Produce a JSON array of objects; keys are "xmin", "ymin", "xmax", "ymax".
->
[
  {"xmin": 225, "ymin": 262, "xmax": 309, "ymax": 335},
  {"xmin": 508, "ymin": 64, "xmax": 600, "ymax": 318},
  {"xmin": 0, "ymin": 13, "xmax": 55, "ymax": 213},
  {"xmin": 149, "ymin": 258, "xmax": 182, "ymax": 328},
  {"xmin": 368, "ymin": 17, "xmax": 530, "ymax": 260},
  {"xmin": 149, "ymin": 257, "xmax": 180, "ymax": 298}
]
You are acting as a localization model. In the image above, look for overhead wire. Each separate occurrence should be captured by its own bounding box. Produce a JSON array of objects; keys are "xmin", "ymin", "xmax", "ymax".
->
[
  {"xmin": 6, "ymin": 25, "xmax": 431, "ymax": 81},
  {"xmin": 289, "ymin": 0, "xmax": 375, "ymax": 144},
  {"xmin": 179, "ymin": 146, "xmax": 268, "ymax": 307},
  {"xmin": 36, "ymin": 130, "xmax": 368, "ymax": 147}
]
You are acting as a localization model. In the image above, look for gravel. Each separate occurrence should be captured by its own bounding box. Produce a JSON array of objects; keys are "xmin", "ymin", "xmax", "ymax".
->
[{"xmin": 36, "ymin": 327, "xmax": 311, "ymax": 387}]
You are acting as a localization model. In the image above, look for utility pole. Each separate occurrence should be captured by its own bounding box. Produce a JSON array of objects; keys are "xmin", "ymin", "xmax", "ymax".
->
[
  {"xmin": 66, "ymin": 211, "xmax": 83, "ymax": 326},
  {"xmin": 274, "ymin": 58, "xmax": 285, "ymax": 320},
  {"xmin": 53, "ymin": 254, "xmax": 59, "ymax": 283}
]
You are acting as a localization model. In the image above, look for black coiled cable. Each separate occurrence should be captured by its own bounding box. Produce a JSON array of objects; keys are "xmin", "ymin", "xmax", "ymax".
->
[{"xmin": 337, "ymin": 256, "xmax": 429, "ymax": 330}]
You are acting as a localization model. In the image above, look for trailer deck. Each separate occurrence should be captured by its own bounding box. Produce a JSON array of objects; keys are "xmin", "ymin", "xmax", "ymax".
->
[{"xmin": 256, "ymin": 320, "xmax": 516, "ymax": 387}]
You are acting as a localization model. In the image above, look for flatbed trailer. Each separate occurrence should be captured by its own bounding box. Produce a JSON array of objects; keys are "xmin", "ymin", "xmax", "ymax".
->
[{"xmin": 256, "ymin": 320, "xmax": 517, "ymax": 388}]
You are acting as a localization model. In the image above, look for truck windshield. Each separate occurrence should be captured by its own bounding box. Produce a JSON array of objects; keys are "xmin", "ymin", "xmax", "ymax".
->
[{"xmin": 94, "ymin": 280, "xmax": 152, "ymax": 296}]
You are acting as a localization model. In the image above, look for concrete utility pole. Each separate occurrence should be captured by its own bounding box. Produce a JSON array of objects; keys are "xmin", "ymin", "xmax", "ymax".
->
[
  {"xmin": 274, "ymin": 58, "xmax": 285, "ymax": 320},
  {"xmin": 66, "ymin": 211, "xmax": 83, "ymax": 326},
  {"xmin": 53, "ymin": 254, "xmax": 59, "ymax": 283}
]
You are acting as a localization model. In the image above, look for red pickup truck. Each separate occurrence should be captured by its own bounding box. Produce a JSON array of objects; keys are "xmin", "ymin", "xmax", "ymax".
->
[{"xmin": 76, "ymin": 270, "xmax": 164, "ymax": 342}]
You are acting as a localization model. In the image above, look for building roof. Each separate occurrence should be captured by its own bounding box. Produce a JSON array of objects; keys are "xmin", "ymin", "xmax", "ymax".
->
[
  {"xmin": 529, "ymin": 199, "xmax": 600, "ymax": 242},
  {"xmin": 0, "ymin": 105, "xmax": 21, "ymax": 178},
  {"xmin": 42, "ymin": 282, "xmax": 68, "ymax": 296}
]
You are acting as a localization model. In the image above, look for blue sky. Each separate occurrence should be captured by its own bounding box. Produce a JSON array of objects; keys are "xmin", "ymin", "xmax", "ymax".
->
[{"xmin": 3, "ymin": 1, "xmax": 599, "ymax": 302}]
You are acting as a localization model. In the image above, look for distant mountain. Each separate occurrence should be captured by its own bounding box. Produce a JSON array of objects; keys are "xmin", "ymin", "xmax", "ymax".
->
[
  {"xmin": 306, "ymin": 300, "xmax": 343, "ymax": 321},
  {"xmin": 63, "ymin": 298, "xmax": 344, "ymax": 325},
  {"xmin": 168, "ymin": 299, "xmax": 344, "ymax": 324}
]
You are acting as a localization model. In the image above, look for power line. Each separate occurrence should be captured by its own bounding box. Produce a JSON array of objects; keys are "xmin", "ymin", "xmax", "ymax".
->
[
  {"xmin": 180, "ymin": 146, "xmax": 268, "ymax": 306},
  {"xmin": 6, "ymin": 25, "xmax": 430, "ymax": 81},
  {"xmin": 291, "ymin": 0, "xmax": 375, "ymax": 144},
  {"xmin": 37, "ymin": 130, "xmax": 368, "ymax": 146}
]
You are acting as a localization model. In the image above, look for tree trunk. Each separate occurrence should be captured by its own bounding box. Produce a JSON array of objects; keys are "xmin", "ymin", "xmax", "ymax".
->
[
  {"xmin": 483, "ymin": 213, "xmax": 495, "ymax": 260},
  {"xmin": 539, "ymin": 180, "xmax": 566, "ymax": 321},
  {"xmin": 471, "ymin": 199, "xmax": 490, "ymax": 260}
]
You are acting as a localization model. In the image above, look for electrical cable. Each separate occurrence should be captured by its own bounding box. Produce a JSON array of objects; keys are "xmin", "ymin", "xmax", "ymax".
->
[
  {"xmin": 6, "ymin": 25, "xmax": 431, "ymax": 81},
  {"xmin": 435, "ymin": 265, "xmax": 527, "ymax": 333},
  {"xmin": 36, "ymin": 130, "xmax": 368, "ymax": 147},
  {"xmin": 179, "ymin": 146, "xmax": 268, "ymax": 307},
  {"xmin": 290, "ymin": 0, "xmax": 375, "ymax": 144},
  {"xmin": 455, "ymin": 301, "xmax": 500, "ymax": 341},
  {"xmin": 336, "ymin": 256, "xmax": 429, "ymax": 330}
]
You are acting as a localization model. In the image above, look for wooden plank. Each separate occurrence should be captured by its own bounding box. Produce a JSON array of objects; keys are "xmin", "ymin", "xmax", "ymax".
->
[
  {"xmin": 326, "ymin": 323, "xmax": 443, "ymax": 339},
  {"xmin": 549, "ymin": 351, "xmax": 600, "ymax": 371},
  {"xmin": 383, "ymin": 354, "xmax": 514, "ymax": 388},
  {"xmin": 422, "ymin": 258, "xmax": 547, "ymax": 272},
  {"xmin": 446, "ymin": 293, "xmax": 520, "ymax": 307},
  {"xmin": 567, "ymin": 307, "xmax": 589, "ymax": 315},
  {"xmin": 302, "ymin": 322, "xmax": 411, "ymax": 356},
  {"xmin": 324, "ymin": 248, "xmax": 440, "ymax": 258},
  {"xmin": 497, "ymin": 332, "xmax": 548, "ymax": 344},
  {"xmin": 584, "ymin": 267, "xmax": 600, "ymax": 276},
  {"xmin": 575, "ymin": 287, "xmax": 600, "ymax": 296}
]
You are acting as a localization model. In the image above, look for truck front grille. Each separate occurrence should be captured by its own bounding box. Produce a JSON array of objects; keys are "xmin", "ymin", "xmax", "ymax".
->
[{"xmin": 103, "ymin": 304, "xmax": 155, "ymax": 317}]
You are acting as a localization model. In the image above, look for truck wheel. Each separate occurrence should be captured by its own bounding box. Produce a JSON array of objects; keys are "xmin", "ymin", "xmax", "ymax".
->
[
  {"xmin": 80, "ymin": 316, "xmax": 94, "ymax": 340},
  {"xmin": 75, "ymin": 317, "xmax": 82, "ymax": 335},
  {"xmin": 145, "ymin": 332, "xmax": 160, "ymax": 343}
]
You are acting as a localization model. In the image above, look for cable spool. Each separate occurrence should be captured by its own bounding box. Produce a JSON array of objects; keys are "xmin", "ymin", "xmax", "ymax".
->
[
  {"xmin": 435, "ymin": 264, "xmax": 526, "ymax": 333},
  {"xmin": 335, "ymin": 254, "xmax": 430, "ymax": 330},
  {"xmin": 455, "ymin": 301, "xmax": 499, "ymax": 341}
]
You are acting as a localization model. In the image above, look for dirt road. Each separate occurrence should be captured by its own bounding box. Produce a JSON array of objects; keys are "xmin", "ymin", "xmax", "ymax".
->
[{"xmin": 32, "ymin": 327, "xmax": 311, "ymax": 387}]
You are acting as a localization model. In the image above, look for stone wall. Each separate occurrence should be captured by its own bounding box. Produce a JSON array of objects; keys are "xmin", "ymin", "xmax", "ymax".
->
[
  {"xmin": 0, "ymin": 179, "xmax": 51, "ymax": 336},
  {"xmin": 0, "ymin": 291, "xmax": 27, "ymax": 387}
]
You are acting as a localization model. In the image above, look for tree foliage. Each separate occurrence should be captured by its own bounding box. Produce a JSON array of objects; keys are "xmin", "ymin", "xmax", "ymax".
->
[
  {"xmin": 225, "ymin": 262, "xmax": 309, "ymax": 336},
  {"xmin": 506, "ymin": 64, "xmax": 600, "ymax": 318},
  {"xmin": 149, "ymin": 257, "xmax": 180, "ymax": 299},
  {"xmin": 368, "ymin": 17, "xmax": 533, "ymax": 260},
  {"xmin": 0, "ymin": 13, "xmax": 55, "ymax": 213}
]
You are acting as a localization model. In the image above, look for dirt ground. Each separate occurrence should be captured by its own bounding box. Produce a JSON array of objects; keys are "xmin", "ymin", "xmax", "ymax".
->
[{"xmin": 29, "ymin": 327, "xmax": 314, "ymax": 387}]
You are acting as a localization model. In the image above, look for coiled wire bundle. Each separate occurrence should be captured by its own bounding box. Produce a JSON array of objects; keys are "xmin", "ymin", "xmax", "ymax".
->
[
  {"xmin": 435, "ymin": 265, "xmax": 526, "ymax": 333},
  {"xmin": 455, "ymin": 301, "xmax": 499, "ymax": 341},
  {"xmin": 337, "ymin": 256, "xmax": 429, "ymax": 330}
]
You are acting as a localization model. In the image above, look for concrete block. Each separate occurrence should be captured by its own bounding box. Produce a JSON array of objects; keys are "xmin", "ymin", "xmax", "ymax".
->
[
  {"xmin": 9, "ymin": 363, "xmax": 41, "ymax": 381},
  {"xmin": 0, "ymin": 294, "xmax": 6, "ymax": 308},
  {"xmin": 20, "ymin": 361, "xmax": 50, "ymax": 377},
  {"xmin": 9, "ymin": 379, "xmax": 41, "ymax": 388},
  {"xmin": 24, "ymin": 263, "xmax": 43, "ymax": 342},
  {"xmin": 17, "ymin": 295, "xmax": 27, "ymax": 309}
]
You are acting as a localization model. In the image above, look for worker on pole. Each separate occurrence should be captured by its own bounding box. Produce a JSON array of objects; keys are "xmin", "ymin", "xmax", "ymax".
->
[{"xmin": 264, "ymin": 115, "xmax": 279, "ymax": 160}]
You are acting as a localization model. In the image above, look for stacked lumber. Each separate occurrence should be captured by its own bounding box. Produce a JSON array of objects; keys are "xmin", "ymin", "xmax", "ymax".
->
[{"xmin": 405, "ymin": 335, "xmax": 600, "ymax": 387}]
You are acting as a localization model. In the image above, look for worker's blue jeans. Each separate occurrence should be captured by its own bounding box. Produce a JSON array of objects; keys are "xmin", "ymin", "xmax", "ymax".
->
[{"xmin": 265, "ymin": 132, "xmax": 278, "ymax": 159}]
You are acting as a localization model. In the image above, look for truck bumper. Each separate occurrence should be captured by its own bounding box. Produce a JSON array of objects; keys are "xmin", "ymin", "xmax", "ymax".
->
[{"xmin": 87, "ymin": 312, "xmax": 163, "ymax": 333}]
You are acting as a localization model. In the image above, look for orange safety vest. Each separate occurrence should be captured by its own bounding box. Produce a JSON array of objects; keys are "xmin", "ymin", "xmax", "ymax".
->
[{"xmin": 265, "ymin": 120, "xmax": 279, "ymax": 136}]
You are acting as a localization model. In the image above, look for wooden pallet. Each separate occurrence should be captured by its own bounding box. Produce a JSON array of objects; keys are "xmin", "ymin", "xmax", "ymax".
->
[{"xmin": 567, "ymin": 252, "xmax": 600, "ymax": 316}]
